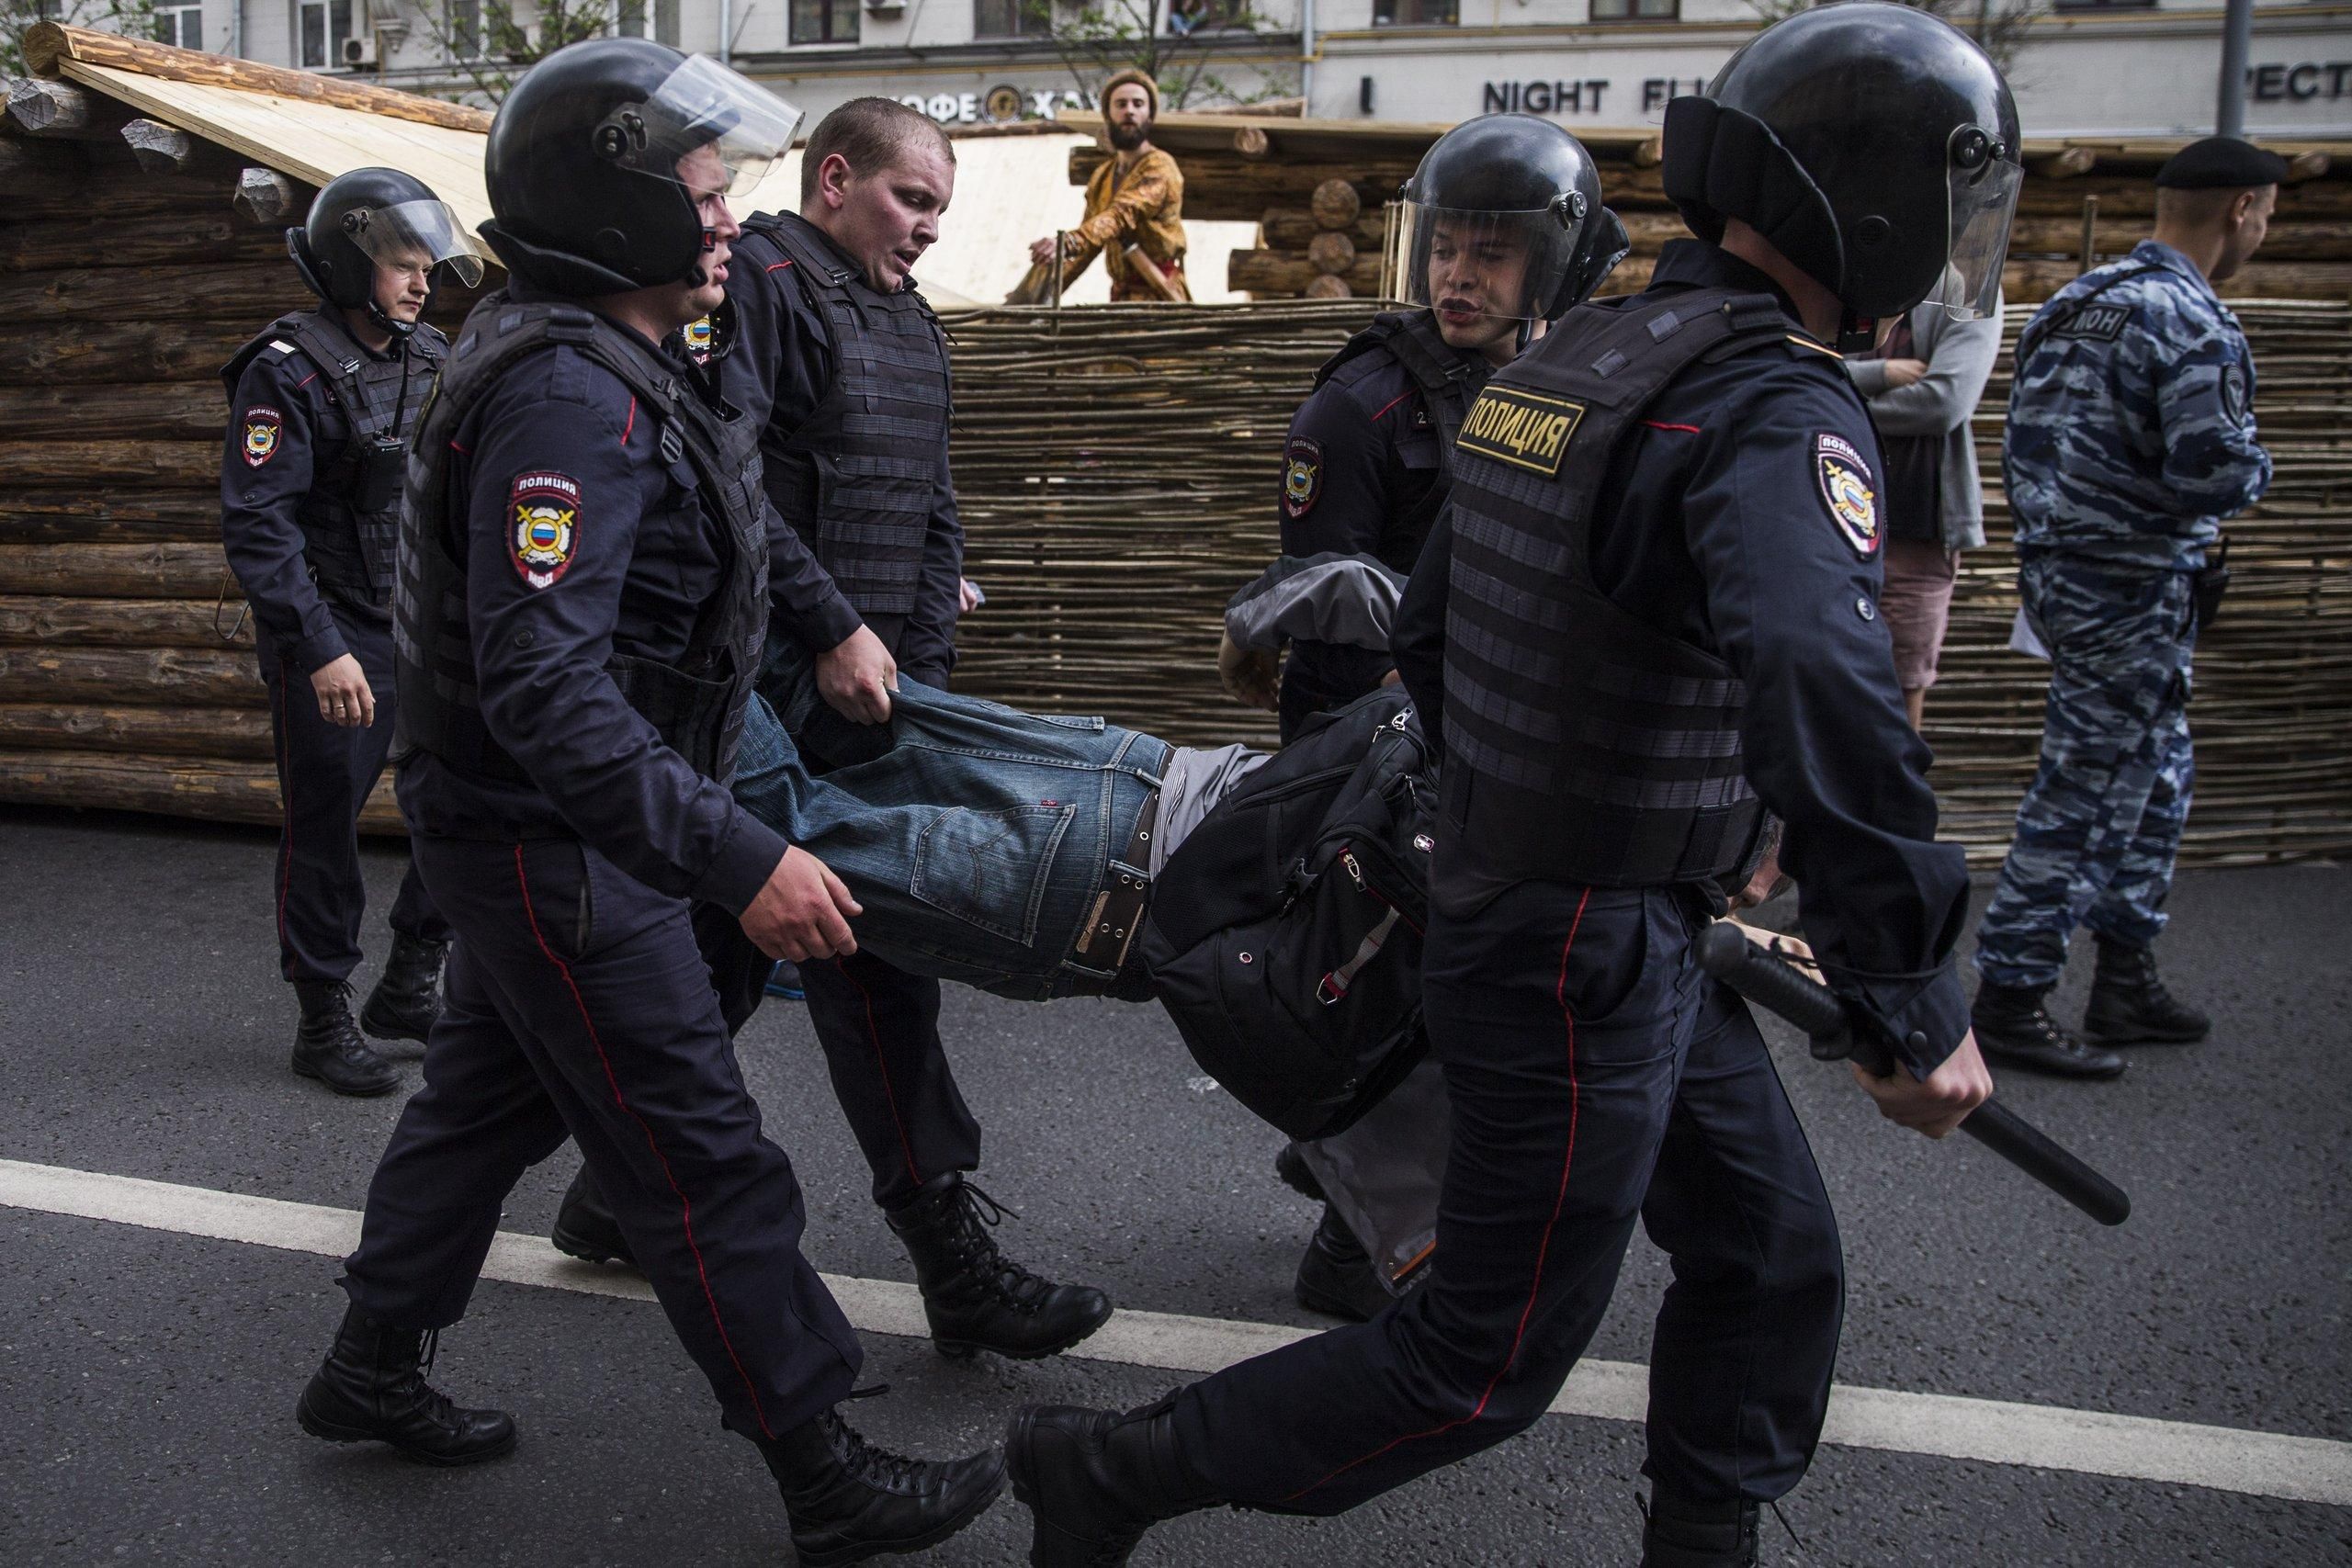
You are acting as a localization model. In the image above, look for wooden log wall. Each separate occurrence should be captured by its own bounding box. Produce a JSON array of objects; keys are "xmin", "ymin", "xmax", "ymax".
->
[
  {"xmin": 0, "ymin": 107, "xmax": 481, "ymax": 832},
  {"xmin": 1114, "ymin": 136, "xmax": 2352, "ymax": 305}
]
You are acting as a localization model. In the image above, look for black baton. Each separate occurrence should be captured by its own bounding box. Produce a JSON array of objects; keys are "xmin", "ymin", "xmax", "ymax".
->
[{"xmin": 1694, "ymin": 923, "xmax": 2131, "ymax": 1227}]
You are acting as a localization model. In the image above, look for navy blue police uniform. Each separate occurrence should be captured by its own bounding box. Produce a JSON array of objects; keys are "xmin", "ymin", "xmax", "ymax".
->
[
  {"xmin": 340, "ymin": 288, "xmax": 864, "ymax": 1439},
  {"xmin": 1164, "ymin": 241, "xmax": 1973, "ymax": 1512},
  {"xmin": 220, "ymin": 311, "xmax": 452, "ymax": 986},
  {"xmin": 1274, "ymin": 310, "xmax": 1490, "ymax": 740},
  {"xmin": 721, "ymin": 211, "xmax": 978, "ymax": 1213}
]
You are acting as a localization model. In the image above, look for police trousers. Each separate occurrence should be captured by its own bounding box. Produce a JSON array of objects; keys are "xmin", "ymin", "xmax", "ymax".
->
[
  {"xmin": 341, "ymin": 834, "xmax": 863, "ymax": 1439},
  {"xmin": 1173, "ymin": 882, "xmax": 1844, "ymax": 1511},
  {"xmin": 1975, "ymin": 556, "xmax": 2198, "ymax": 991},
  {"xmin": 255, "ymin": 608, "xmax": 446, "ymax": 984}
]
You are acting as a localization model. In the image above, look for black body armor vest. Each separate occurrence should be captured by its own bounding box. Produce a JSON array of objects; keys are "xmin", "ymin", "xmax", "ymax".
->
[
  {"xmin": 222, "ymin": 309, "xmax": 445, "ymax": 612},
  {"xmin": 391, "ymin": 295, "xmax": 771, "ymax": 784},
  {"xmin": 741, "ymin": 212, "xmax": 953, "ymax": 618},
  {"xmin": 1440, "ymin": 287, "xmax": 1794, "ymax": 887},
  {"xmin": 1313, "ymin": 310, "xmax": 1488, "ymax": 567}
]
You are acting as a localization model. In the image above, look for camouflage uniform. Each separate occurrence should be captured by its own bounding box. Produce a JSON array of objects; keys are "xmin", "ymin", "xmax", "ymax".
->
[{"xmin": 1973, "ymin": 240, "xmax": 2271, "ymax": 991}]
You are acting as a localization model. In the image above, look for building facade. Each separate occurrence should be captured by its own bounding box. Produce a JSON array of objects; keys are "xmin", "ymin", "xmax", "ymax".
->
[{"xmin": 93, "ymin": 0, "xmax": 2352, "ymax": 138}]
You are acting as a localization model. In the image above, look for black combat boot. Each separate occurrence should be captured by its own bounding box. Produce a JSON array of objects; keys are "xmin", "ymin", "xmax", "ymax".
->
[
  {"xmin": 549, "ymin": 1162, "xmax": 634, "ymax": 1267},
  {"xmin": 1971, "ymin": 982, "xmax": 2126, "ymax": 1080},
  {"xmin": 1006, "ymin": 1396, "xmax": 1218, "ymax": 1568},
  {"xmin": 1640, "ymin": 1483, "xmax": 1760, "ymax": 1568},
  {"xmin": 359, "ymin": 931, "xmax": 449, "ymax": 1043},
  {"xmin": 1272, "ymin": 1141, "xmax": 1326, "ymax": 1203},
  {"xmin": 2084, "ymin": 937, "xmax": 2211, "ymax": 1044},
  {"xmin": 757, "ymin": 1404, "xmax": 1003, "ymax": 1567},
  {"xmin": 291, "ymin": 980, "xmax": 401, "ymax": 1097},
  {"xmin": 886, "ymin": 1174, "xmax": 1114, "ymax": 1361},
  {"xmin": 1294, "ymin": 1205, "xmax": 1397, "ymax": 1323},
  {"xmin": 295, "ymin": 1303, "xmax": 516, "ymax": 1465}
]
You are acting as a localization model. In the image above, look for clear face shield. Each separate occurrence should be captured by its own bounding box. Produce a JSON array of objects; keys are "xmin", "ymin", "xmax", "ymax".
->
[
  {"xmin": 345, "ymin": 197, "xmax": 486, "ymax": 288},
  {"xmin": 1926, "ymin": 123, "xmax": 2021, "ymax": 321},
  {"xmin": 1394, "ymin": 199, "xmax": 1584, "ymax": 326},
  {"xmin": 594, "ymin": 53, "xmax": 802, "ymax": 198}
]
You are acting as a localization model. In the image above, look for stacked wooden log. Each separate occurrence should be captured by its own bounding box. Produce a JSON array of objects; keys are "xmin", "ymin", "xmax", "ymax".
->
[
  {"xmin": 1121, "ymin": 126, "xmax": 2352, "ymax": 305},
  {"xmin": 0, "ymin": 88, "xmax": 481, "ymax": 832}
]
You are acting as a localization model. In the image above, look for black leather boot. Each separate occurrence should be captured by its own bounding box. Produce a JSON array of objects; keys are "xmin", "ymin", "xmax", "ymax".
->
[
  {"xmin": 1272, "ymin": 1141, "xmax": 1326, "ymax": 1203},
  {"xmin": 757, "ymin": 1405, "xmax": 1003, "ymax": 1567},
  {"xmin": 359, "ymin": 931, "xmax": 449, "ymax": 1044},
  {"xmin": 291, "ymin": 980, "xmax": 401, "ymax": 1097},
  {"xmin": 1006, "ymin": 1396, "xmax": 1218, "ymax": 1568},
  {"xmin": 886, "ymin": 1175, "xmax": 1113, "ymax": 1361},
  {"xmin": 1294, "ymin": 1205, "xmax": 1396, "ymax": 1323},
  {"xmin": 2085, "ymin": 938, "xmax": 2211, "ymax": 1044},
  {"xmin": 1972, "ymin": 982, "xmax": 2126, "ymax": 1080},
  {"xmin": 550, "ymin": 1162, "xmax": 634, "ymax": 1267},
  {"xmin": 295, "ymin": 1304, "xmax": 516, "ymax": 1465},
  {"xmin": 1640, "ymin": 1484, "xmax": 1760, "ymax": 1567}
]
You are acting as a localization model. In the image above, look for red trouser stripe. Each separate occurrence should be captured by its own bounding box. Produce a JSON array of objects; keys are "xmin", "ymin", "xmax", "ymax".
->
[
  {"xmin": 513, "ymin": 844, "xmax": 775, "ymax": 1439},
  {"xmin": 837, "ymin": 959, "xmax": 924, "ymax": 1190},
  {"xmin": 272, "ymin": 664, "xmax": 294, "ymax": 958},
  {"xmin": 1283, "ymin": 886, "xmax": 1594, "ymax": 1503}
]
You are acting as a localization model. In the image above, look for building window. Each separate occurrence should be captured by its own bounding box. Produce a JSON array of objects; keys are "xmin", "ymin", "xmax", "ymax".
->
[
  {"xmin": 1169, "ymin": 0, "xmax": 1244, "ymax": 32},
  {"xmin": 975, "ymin": 0, "xmax": 1046, "ymax": 37},
  {"xmin": 1373, "ymin": 0, "xmax": 1457, "ymax": 24},
  {"xmin": 447, "ymin": 0, "xmax": 481, "ymax": 56},
  {"xmin": 615, "ymin": 0, "xmax": 648, "ymax": 37},
  {"xmin": 154, "ymin": 2, "xmax": 202, "ymax": 47},
  {"xmin": 1590, "ymin": 0, "xmax": 1677, "ymax": 18},
  {"xmin": 656, "ymin": 0, "xmax": 680, "ymax": 44},
  {"xmin": 298, "ymin": 0, "xmax": 356, "ymax": 67},
  {"xmin": 791, "ymin": 0, "xmax": 859, "ymax": 42}
]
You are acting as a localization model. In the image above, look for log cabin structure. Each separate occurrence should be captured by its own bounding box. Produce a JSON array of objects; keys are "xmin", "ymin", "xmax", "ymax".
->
[
  {"xmin": 1071, "ymin": 110, "xmax": 2352, "ymax": 307},
  {"xmin": 1, "ymin": 28, "xmax": 2347, "ymax": 868}
]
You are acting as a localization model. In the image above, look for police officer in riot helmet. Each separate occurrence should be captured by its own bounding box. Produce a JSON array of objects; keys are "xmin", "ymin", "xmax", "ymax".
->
[
  {"xmin": 1005, "ymin": 7, "xmax": 2016, "ymax": 1563},
  {"xmin": 1233, "ymin": 113, "xmax": 1629, "ymax": 1328},
  {"xmin": 220, "ymin": 167, "xmax": 479, "ymax": 1097},
  {"xmin": 1233, "ymin": 112, "xmax": 1628, "ymax": 742},
  {"xmin": 296, "ymin": 39, "xmax": 1003, "ymax": 1560}
]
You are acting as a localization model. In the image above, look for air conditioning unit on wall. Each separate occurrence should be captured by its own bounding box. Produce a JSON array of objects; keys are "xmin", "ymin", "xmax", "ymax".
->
[{"xmin": 341, "ymin": 35, "xmax": 377, "ymax": 67}]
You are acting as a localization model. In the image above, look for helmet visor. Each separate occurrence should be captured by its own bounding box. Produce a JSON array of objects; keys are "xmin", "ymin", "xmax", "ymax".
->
[
  {"xmin": 1394, "ymin": 202, "xmax": 1583, "ymax": 324},
  {"xmin": 346, "ymin": 197, "xmax": 486, "ymax": 288},
  {"xmin": 1928, "ymin": 129, "xmax": 2021, "ymax": 320},
  {"xmin": 599, "ymin": 54, "xmax": 802, "ymax": 198}
]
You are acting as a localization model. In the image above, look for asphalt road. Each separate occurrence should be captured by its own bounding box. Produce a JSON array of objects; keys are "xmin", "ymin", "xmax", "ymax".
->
[{"xmin": 1, "ymin": 804, "xmax": 2346, "ymax": 1567}]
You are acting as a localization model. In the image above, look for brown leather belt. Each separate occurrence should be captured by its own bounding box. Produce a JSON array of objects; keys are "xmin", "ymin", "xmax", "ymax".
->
[{"xmin": 1073, "ymin": 788, "xmax": 1159, "ymax": 972}]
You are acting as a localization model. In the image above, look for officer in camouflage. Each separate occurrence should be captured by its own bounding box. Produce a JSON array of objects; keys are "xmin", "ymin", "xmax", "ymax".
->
[
  {"xmin": 220, "ymin": 168, "xmax": 479, "ymax": 1096},
  {"xmin": 1972, "ymin": 136, "xmax": 2281, "ymax": 1078}
]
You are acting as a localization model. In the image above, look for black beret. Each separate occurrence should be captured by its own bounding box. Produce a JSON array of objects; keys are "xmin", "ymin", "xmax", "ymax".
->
[{"xmin": 2156, "ymin": 136, "xmax": 2290, "ymax": 189}]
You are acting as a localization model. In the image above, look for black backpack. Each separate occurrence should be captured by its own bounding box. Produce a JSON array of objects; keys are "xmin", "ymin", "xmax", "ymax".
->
[{"xmin": 1142, "ymin": 687, "xmax": 1436, "ymax": 1141}]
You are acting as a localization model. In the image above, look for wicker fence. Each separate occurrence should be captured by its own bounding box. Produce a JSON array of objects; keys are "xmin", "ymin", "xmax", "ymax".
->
[{"xmin": 940, "ymin": 299, "xmax": 2352, "ymax": 870}]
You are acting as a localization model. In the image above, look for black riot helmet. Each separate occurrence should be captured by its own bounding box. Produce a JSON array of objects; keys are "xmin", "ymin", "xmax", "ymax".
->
[
  {"xmin": 1663, "ymin": 1, "xmax": 2020, "ymax": 329},
  {"xmin": 481, "ymin": 38, "xmax": 800, "ymax": 297},
  {"xmin": 1394, "ymin": 114, "xmax": 1630, "ymax": 324},
  {"xmin": 288, "ymin": 167, "xmax": 484, "ymax": 341}
]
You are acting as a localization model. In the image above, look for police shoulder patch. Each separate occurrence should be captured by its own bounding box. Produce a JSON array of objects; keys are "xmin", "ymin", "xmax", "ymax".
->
[
  {"xmin": 1815, "ymin": 432, "xmax": 1880, "ymax": 561},
  {"xmin": 1457, "ymin": 387, "xmax": 1585, "ymax": 477},
  {"xmin": 1282, "ymin": 435, "xmax": 1323, "ymax": 520},
  {"xmin": 681, "ymin": 313, "xmax": 716, "ymax": 364},
  {"xmin": 242, "ymin": 406, "xmax": 283, "ymax": 468},
  {"xmin": 2219, "ymin": 362, "xmax": 2249, "ymax": 424},
  {"xmin": 510, "ymin": 469, "xmax": 582, "ymax": 590}
]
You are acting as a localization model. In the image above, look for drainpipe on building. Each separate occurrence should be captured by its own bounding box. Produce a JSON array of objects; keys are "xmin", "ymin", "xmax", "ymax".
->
[
  {"xmin": 1300, "ymin": 0, "xmax": 1316, "ymax": 112},
  {"xmin": 228, "ymin": 0, "xmax": 242, "ymax": 60},
  {"xmin": 720, "ymin": 0, "xmax": 733, "ymax": 63},
  {"xmin": 2216, "ymin": 0, "xmax": 2252, "ymax": 136}
]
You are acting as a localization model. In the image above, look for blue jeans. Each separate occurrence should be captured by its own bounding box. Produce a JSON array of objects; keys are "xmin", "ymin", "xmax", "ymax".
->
[{"xmin": 730, "ymin": 683, "xmax": 1170, "ymax": 1000}]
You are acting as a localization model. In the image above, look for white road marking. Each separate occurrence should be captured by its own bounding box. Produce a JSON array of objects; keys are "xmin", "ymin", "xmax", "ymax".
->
[{"xmin": 5, "ymin": 1156, "xmax": 2346, "ymax": 1508}]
